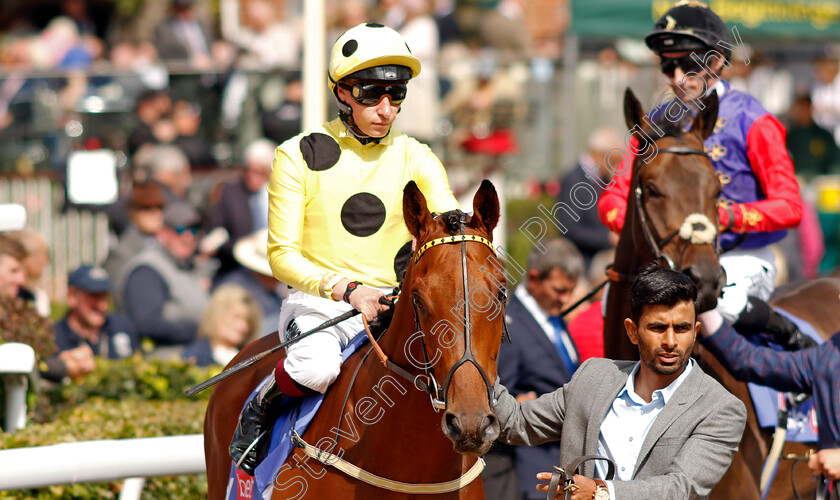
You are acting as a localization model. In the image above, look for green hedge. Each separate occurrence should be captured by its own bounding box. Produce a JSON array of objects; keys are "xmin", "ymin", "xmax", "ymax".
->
[{"xmin": 0, "ymin": 356, "xmax": 220, "ymax": 499}]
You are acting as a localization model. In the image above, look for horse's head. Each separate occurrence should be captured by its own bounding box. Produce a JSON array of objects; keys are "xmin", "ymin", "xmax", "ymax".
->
[
  {"xmin": 624, "ymin": 88, "xmax": 726, "ymax": 312},
  {"xmin": 399, "ymin": 179, "xmax": 505, "ymax": 456}
]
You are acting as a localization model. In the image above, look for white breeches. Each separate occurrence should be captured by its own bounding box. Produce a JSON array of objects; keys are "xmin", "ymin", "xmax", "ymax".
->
[
  {"xmin": 277, "ymin": 289, "xmax": 383, "ymax": 394},
  {"xmin": 716, "ymin": 247, "xmax": 777, "ymax": 323}
]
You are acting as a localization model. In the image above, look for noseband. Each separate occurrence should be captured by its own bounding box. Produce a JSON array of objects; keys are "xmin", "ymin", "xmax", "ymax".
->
[{"xmin": 634, "ymin": 146, "xmax": 719, "ymax": 271}]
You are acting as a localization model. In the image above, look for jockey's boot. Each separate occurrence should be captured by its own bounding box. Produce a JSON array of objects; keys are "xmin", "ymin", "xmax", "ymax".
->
[
  {"xmin": 733, "ymin": 296, "xmax": 818, "ymax": 351},
  {"xmin": 229, "ymin": 373, "xmax": 287, "ymax": 475}
]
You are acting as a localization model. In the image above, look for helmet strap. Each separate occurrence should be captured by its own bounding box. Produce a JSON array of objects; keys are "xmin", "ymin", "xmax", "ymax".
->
[{"xmin": 334, "ymin": 88, "xmax": 385, "ymax": 145}]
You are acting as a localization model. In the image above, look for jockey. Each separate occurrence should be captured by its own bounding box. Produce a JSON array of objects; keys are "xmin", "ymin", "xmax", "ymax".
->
[
  {"xmin": 597, "ymin": 2, "xmax": 813, "ymax": 351},
  {"xmin": 229, "ymin": 23, "xmax": 459, "ymax": 475}
]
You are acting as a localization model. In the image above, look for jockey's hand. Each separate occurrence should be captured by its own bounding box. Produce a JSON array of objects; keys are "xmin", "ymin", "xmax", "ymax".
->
[
  {"xmin": 809, "ymin": 448, "xmax": 840, "ymax": 481},
  {"xmin": 535, "ymin": 472, "xmax": 597, "ymax": 500},
  {"xmin": 332, "ymin": 279, "xmax": 390, "ymax": 321}
]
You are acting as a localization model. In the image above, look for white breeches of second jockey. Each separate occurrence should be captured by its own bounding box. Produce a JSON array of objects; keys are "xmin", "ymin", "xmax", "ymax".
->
[
  {"xmin": 277, "ymin": 289, "xmax": 384, "ymax": 394},
  {"xmin": 716, "ymin": 247, "xmax": 777, "ymax": 323}
]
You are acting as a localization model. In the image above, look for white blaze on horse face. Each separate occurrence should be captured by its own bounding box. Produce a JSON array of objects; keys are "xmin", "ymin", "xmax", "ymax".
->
[{"xmin": 678, "ymin": 213, "xmax": 717, "ymax": 245}]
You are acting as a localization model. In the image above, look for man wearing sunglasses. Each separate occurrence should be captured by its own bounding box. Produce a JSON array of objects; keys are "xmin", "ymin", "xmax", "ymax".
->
[
  {"xmin": 598, "ymin": 1, "xmax": 809, "ymax": 354},
  {"xmin": 229, "ymin": 23, "xmax": 459, "ymax": 475}
]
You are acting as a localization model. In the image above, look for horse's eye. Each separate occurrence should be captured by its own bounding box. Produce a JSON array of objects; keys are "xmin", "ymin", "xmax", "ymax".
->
[
  {"xmin": 497, "ymin": 286, "xmax": 508, "ymax": 304},
  {"xmin": 412, "ymin": 295, "xmax": 424, "ymax": 310},
  {"xmin": 645, "ymin": 182, "xmax": 663, "ymax": 198}
]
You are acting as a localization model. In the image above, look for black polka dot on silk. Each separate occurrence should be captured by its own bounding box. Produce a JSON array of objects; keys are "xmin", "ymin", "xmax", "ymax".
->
[
  {"xmin": 366, "ymin": 23, "xmax": 385, "ymax": 28},
  {"xmin": 341, "ymin": 193, "xmax": 386, "ymax": 237},
  {"xmin": 300, "ymin": 133, "xmax": 340, "ymax": 172},
  {"xmin": 342, "ymin": 39, "xmax": 358, "ymax": 57},
  {"xmin": 393, "ymin": 241, "xmax": 412, "ymax": 283}
]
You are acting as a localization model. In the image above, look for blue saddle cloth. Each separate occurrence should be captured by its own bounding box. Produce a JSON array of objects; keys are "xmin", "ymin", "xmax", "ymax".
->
[
  {"xmin": 747, "ymin": 309, "xmax": 821, "ymax": 443},
  {"xmin": 225, "ymin": 332, "xmax": 369, "ymax": 500}
]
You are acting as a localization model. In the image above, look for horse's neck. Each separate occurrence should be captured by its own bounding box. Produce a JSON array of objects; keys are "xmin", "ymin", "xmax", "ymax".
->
[{"xmin": 313, "ymin": 305, "xmax": 467, "ymax": 474}]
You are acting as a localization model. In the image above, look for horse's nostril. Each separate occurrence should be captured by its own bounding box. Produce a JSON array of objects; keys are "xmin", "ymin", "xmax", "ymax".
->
[{"xmin": 444, "ymin": 412, "xmax": 462, "ymax": 439}]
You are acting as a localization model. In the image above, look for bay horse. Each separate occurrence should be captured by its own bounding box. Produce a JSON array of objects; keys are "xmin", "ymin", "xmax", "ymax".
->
[
  {"xmin": 604, "ymin": 88, "xmax": 840, "ymax": 499},
  {"xmin": 205, "ymin": 180, "xmax": 507, "ymax": 499}
]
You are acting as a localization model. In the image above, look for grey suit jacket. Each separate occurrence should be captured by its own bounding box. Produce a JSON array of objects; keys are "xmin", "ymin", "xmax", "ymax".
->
[{"xmin": 493, "ymin": 357, "xmax": 747, "ymax": 500}]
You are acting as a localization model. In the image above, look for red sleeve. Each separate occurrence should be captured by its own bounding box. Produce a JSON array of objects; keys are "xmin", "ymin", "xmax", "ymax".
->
[
  {"xmin": 597, "ymin": 138, "xmax": 635, "ymax": 233},
  {"xmin": 718, "ymin": 114, "xmax": 802, "ymax": 233}
]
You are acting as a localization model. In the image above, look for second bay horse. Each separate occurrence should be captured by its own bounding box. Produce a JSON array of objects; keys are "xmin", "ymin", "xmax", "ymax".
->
[{"xmin": 604, "ymin": 88, "xmax": 840, "ymax": 499}]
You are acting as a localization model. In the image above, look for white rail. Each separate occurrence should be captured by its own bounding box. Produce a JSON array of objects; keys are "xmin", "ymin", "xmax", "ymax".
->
[{"xmin": 0, "ymin": 435, "xmax": 205, "ymax": 490}]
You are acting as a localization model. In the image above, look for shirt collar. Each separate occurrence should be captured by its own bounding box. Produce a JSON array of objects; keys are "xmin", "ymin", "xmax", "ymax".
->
[
  {"xmin": 619, "ymin": 358, "xmax": 695, "ymax": 405},
  {"xmin": 326, "ymin": 118, "xmax": 395, "ymax": 146}
]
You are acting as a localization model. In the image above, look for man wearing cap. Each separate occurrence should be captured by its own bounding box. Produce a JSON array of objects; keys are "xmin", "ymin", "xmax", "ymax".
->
[
  {"xmin": 597, "ymin": 1, "xmax": 809, "ymax": 352},
  {"xmin": 119, "ymin": 200, "xmax": 210, "ymax": 348},
  {"xmin": 228, "ymin": 23, "xmax": 459, "ymax": 474},
  {"xmin": 54, "ymin": 266, "xmax": 139, "ymax": 360},
  {"xmin": 206, "ymin": 138, "xmax": 276, "ymax": 280},
  {"xmin": 104, "ymin": 181, "xmax": 166, "ymax": 287}
]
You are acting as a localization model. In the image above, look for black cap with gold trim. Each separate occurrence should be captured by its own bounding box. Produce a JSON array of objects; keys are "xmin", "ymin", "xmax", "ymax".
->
[{"xmin": 645, "ymin": 1, "xmax": 731, "ymax": 59}]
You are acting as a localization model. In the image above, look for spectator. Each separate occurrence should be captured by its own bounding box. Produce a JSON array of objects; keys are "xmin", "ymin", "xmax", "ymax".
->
[
  {"xmin": 786, "ymin": 94, "xmax": 840, "ymax": 181},
  {"xmin": 488, "ymin": 238, "xmax": 584, "ymax": 500},
  {"xmin": 493, "ymin": 266, "xmax": 747, "ymax": 499},
  {"xmin": 0, "ymin": 235, "xmax": 26, "ymax": 300},
  {"xmin": 207, "ymin": 138, "xmax": 275, "ymax": 278},
  {"xmin": 811, "ymin": 54, "xmax": 840, "ymax": 146},
  {"xmin": 127, "ymin": 89, "xmax": 174, "ymax": 157},
  {"xmin": 146, "ymin": 144, "xmax": 194, "ymax": 204},
  {"xmin": 104, "ymin": 180, "xmax": 166, "ymax": 296},
  {"xmin": 229, "ymin": 0, "xmax": 300, "ymax": 70},
  {"xmin": 216, "ymin": 229, "xmax": 285, "ymax": 337},
  {"xmin": 171, "ymin": 100, "xmax": 217, "ymax": 168},
  {"xmin": 556, "ymin": 126, "xmax": 622, "ymax": 268},
  {"xmin": 261, "ymin": 77, "xmax": 303, "ymax": 145},
  {"xmin": 55, "ymin": 266, "xmax": 139, "ymax": 360},
  {"xmin": 0, "ymin": 236, "xmax": 95, "ymax": 381},
  {"xmin": 119, "ymin": 201, "xmax": 210, "ymax": 350},
  {"xmin": 10, "ymin": 228, "xmax": 51, "ymax": 317},
  {"xmin": 567, "ymin": 246, "xmax": 614, "ymax": 362},
  {"xmin": 154, "ymin": 0, "xmax": 216, "ymax": 67},
  {"xmin": 181, "ymin": 284, "xmax": 261, "ymax": 367}
]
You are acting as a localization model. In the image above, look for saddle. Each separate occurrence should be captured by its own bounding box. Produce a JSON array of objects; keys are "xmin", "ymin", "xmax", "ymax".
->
[{"xmin": 546, "ymin": 455, "xmax": 616, "ymax": 500}]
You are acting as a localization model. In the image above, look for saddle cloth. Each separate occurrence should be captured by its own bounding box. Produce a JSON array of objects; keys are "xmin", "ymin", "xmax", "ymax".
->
[
  {"xmin": 225, "ymin": 332, "xmax": 370, "ymax": 500},
  {"xmin": 747, "ymin": 309, "xmax": 822, "ymax": 443}
]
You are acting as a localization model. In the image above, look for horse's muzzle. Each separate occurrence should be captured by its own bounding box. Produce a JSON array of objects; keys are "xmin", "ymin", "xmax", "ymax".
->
[
  {"xmin": 442, "ymin": 410, "xmax": 499, "ymax": 455},
  {"xmin": 683, "ymin": 263, "xmax": 726, "ymax": 313}
]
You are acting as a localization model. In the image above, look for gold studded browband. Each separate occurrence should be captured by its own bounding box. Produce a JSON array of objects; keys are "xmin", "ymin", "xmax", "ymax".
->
[{"xmin": 414, "ymin": 234, "xmax": 495, "ymax": 263}]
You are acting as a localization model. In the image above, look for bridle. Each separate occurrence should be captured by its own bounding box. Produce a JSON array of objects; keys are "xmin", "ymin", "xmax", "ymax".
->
[
  {"xmin": 632, "ymin": 145, "xmax": 719, "ymax": 273},
  {"xmin": 358, "ymin": 211, "xmax": 502, "ymax": 413}
]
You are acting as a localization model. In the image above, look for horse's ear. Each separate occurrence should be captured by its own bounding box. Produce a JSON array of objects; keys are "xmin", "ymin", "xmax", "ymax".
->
[
  {"xmin": 470, "ymin": 179, "xmax": 500, "ymax": 238},
  {"xmin": 403, "ymin": 181, "xmax": 432, "ymax": 238},
  {"xmin": 624, "ymin": 88, "xmax": 644, "ymax": 130},
  {"xmin": 692, "ymin": 91, "xmax": 719, "ymax": 141}
]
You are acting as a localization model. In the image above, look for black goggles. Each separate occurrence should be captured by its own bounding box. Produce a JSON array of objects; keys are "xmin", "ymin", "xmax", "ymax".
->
[
  {"xmin": 659, "ymin": 53, "xmax": 705, "ymax": 76},
  {"xmin": 338, "ymin": 81, "xmax": 407, "ymax": 106}
]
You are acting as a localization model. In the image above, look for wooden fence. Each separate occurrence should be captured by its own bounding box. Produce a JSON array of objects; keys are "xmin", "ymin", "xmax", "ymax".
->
[{"xmin": 0, "ymin": 176, "xmax": 110, "ymax": 304}]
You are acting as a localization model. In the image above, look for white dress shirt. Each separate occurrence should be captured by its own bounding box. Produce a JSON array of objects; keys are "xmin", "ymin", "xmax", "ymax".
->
[{"xmin": 596, "ymin": 358, "xmax": 695, "ymax": 499}]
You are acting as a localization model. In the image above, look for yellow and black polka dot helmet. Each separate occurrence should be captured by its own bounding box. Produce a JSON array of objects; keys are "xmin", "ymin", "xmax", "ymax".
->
[{"xmin": 328, "ymin": 23, "xmax": 421, "ymax": 90}]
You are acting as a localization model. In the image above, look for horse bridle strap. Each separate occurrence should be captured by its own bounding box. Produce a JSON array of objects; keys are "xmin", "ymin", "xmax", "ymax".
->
[
  {"xmin": 414, "ymin": 234, "xmax": 495, "ymax": 262},
  {"xmin": 291, "ymin": 430, "xmax": 485, "ymax": 494},
  {"xmin": 546, "ymin": 455, "xmax": 616, "ymax": 500}
]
